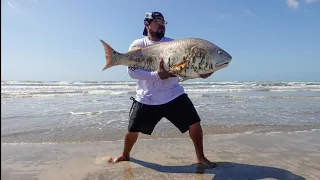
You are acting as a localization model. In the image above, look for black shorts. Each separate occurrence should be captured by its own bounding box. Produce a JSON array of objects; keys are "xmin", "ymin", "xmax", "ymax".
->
[{"xmin": 128, "ymin": 93, "xmax": 201, "ymax": 135}]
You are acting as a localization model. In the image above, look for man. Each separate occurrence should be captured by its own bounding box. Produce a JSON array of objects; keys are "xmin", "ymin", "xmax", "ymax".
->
[{"xmin": 108, "ymin": 12, "xmax": 216, "ymax": 168}]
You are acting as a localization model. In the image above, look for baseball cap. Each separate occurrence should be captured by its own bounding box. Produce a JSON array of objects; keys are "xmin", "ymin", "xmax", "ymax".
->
[{"xmin": 143, "ymin": 12, "xmax": 165, "ymax": 36}]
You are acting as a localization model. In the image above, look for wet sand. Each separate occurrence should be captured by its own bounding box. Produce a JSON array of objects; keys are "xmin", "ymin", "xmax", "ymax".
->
[{"xmin": 2, "ymin": 130, "xmax": 320, "ymax": 180}]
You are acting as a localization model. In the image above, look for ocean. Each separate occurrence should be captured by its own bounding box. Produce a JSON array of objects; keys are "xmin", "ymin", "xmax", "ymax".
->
[{"xmin": 1, "ymin": 81, "xmax": 320, "ymax": 144}]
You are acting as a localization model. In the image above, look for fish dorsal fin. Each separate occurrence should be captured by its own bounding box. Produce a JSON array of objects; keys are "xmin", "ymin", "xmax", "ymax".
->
[
  {"xmin": 128, "ymin": 47, "xmax": 142, "ymax": 54},
  {"xmin": 128, "ymin": 42, "xmax": 163, "ymax": 52}
]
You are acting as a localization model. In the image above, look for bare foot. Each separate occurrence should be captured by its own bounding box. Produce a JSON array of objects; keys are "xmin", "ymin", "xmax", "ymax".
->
[
  {"xmin": 197, "ymin": 157, "xmax": 217, "ymax": 169},
  {"xmin": 108, "ymin": 155, "xmax": 130, "ymax": 164}
]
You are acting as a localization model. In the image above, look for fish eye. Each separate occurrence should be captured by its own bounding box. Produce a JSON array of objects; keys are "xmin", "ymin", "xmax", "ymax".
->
[{"xmin": 218, "ymin": 51, "xmax": 222, "ymax": 55}]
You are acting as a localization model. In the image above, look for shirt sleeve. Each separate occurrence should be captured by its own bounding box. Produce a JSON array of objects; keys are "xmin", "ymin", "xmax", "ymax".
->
[
  {"xmin": 127, "ymin": 40, "xmax": 160, "ymax": 80},
  {"xmin": 127, "ymin": 67, "xmax": 160, "ymax": 80}
]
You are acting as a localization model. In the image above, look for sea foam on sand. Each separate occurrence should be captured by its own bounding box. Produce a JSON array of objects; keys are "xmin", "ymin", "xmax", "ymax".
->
[{"xmin": 2, "ymin": 130, "xmax": 320, "ymax": 180}]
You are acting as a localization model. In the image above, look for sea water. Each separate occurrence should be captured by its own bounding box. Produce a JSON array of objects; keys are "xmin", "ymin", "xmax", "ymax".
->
[{"xmin": 1, "ymin": 81, "xmax": 320, "ymax": 144}]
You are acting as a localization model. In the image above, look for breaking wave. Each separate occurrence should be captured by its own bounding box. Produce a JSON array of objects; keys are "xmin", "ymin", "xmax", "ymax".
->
[{"xmin": 1, "ymin": 81, "xmax": 319, "ymax": 98}]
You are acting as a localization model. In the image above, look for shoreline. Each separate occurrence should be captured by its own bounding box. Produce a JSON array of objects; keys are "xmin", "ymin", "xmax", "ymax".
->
[
  {"xmin": 2, "ymin": 124, "xmax": 319, "ymax": 145},
  {"xmin": 2, "ymin": 130, "xmax": 320, "ymax": 180}
]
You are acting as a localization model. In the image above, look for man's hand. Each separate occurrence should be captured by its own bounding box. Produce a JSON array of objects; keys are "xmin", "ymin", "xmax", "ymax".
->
[
  {"xmin": 200, "ymin": 72, "xmax": 213, "ymax": 79},
  {"xmin": 157, "ymin": 58, "xmax": 176, "ymax": 80}
]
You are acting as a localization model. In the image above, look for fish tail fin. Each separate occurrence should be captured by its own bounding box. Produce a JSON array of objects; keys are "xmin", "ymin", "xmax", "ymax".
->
[{"xmin": 100, "ymin": 39, "xmax": 121, "ymax": 71}]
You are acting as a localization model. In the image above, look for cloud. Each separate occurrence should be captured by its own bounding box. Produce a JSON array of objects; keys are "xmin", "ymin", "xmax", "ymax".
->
[
  {"xmin": 305, "ymin": 0, "xmax": 319, "ymax": 4},
  {"xmin": 286, "ymin": 0, "xmax": 319, "ymax": 9},
  {"xmin": 7, "ymin": 0, "xmax": 22, "ymax": 12},
  {"xmin": 7, "ymin": 0, "xmax": 38, "ymax": 13},
  {"xmin": 287, "ymin": 0, "xmax": 299, "ymax": 9},
  {"xmin": 8, "ymin": 0, "xmax": 18, "ymax": 10}
]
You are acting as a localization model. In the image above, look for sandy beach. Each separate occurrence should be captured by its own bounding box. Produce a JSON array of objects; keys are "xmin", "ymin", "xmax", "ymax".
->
[{"xmin": 2, "ymin": 130, "xmax": 320, "ymax": 180}]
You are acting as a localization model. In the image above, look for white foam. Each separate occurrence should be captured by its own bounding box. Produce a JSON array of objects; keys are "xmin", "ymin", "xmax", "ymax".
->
[
  {"xmin": 68, "ymin": 109, "xmax": 127, "ymax": 116},
  {"xmin": 2, "ymin": 81, "xmax": 320, "ymax": 98}
]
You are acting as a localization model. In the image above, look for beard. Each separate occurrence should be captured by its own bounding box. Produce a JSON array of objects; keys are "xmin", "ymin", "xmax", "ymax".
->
[{"xmin": 149, "ymin": 26, "xmax": 165, "ymax": 39}]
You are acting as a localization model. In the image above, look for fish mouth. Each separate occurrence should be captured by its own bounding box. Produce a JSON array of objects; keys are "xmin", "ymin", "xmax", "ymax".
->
[{"xmin": 216, "ymin": 62, "xmax": 230, "ymax": 68}]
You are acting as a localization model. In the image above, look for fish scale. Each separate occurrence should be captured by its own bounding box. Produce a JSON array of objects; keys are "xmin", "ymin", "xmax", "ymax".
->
[{"xmin": 100, "ymin": 38, "xmax": 232, "ymax": 81}]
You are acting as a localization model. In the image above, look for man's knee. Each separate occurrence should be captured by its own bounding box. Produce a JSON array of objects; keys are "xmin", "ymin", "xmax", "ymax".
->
[
  {"xmin": 189, "ymin": 122, "xmax": 201, "ymax": 131},
  {"xmin": 125, "ymin": 131, "xmax": 139, "ymax": 139}
]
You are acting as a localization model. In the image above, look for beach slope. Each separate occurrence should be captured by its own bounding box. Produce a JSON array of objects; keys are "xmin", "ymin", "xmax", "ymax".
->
[{"xmin": 2, "ymin": 130, "xmax": 320, "ymax": 180}]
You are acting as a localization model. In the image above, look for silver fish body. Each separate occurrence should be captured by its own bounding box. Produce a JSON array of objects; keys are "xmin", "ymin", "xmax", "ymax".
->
[{"xmin": 100, "ymin": 38, "xmax": 232, "ymax": 81}]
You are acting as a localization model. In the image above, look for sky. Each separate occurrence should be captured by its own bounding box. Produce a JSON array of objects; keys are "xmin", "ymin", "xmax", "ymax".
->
[{"xmin": 2, "ymin": 0, "xmax": 320, "ymax": 82}]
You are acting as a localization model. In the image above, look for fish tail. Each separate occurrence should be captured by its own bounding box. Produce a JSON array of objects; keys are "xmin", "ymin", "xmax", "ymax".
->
[{"xmin": 100, "ymin": 39, "xmax": 120, "ymax": 71}]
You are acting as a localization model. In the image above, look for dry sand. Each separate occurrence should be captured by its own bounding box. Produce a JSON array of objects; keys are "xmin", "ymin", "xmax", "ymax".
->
[{"xmin": 2, "ymin": 130, "xmax": 320, "ymax": 180}]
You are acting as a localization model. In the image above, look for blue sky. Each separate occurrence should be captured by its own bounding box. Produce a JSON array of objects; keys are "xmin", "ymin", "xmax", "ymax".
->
[{"xmin": 2, "ymin": 0, "xmax": 320, "ymax": 82}]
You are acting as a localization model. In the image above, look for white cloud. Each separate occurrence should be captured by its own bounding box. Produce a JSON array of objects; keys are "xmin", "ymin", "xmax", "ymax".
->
[
  {"xmin": 305, "ymin": 0, "xmax": 319, "ymax": 4},
  {"xmin": 8, "ymin": 0, "xmax": 18, "ymax": 10},
  {"xmin": 7, "ymin": 0, "xmax": 38, "ymax": 13},
  {"xmin": 286, "ymin": 0, "xmax": 319, "ymax": 9},
  {"xmin": 287, "ymin": 0, "xmax": 299, "ymax": 9}
]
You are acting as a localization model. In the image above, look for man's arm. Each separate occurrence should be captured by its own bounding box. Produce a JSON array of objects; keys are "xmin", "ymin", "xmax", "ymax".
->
[
  {"xmin": 127, "ymin": 67, "xmax": 161, "ymax": 80},
  {"xmin": 127, "ymin": 45, "xmax": 161, "ymax": 80}
]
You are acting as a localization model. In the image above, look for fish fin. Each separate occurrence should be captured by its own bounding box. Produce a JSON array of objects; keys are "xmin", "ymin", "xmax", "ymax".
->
[
  {"xmin": 171, "ymin": 60, "xmax": 189, "ymax": 72},
  {"xmin": 100, "ymin": 39, "xmax": 120, "ymax": 71}
]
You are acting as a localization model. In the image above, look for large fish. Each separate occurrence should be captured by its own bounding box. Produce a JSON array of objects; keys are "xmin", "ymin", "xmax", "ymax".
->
[{"xmin": 100, "ymin": 38, "xmax": 232, "ymax": 81}]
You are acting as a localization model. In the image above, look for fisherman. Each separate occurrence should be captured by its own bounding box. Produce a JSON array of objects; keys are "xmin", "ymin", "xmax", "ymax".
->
[{"xmin": 108, "ymin": 12, "xmax": 216, "ymax": 168}]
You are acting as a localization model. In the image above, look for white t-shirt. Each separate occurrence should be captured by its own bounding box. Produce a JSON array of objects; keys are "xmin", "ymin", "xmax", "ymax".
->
[{"xmin": 127, "ymin": 36, "xmax": 185, "ymax": 105}]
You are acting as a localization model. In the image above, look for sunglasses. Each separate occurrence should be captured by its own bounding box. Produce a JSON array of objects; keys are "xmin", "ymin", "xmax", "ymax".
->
[{"xmin": 152, "ymin": 19, "xmax": 168, "ymax": 25}]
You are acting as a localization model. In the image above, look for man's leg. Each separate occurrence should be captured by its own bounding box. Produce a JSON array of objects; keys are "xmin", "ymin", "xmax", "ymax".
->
[
  {"xmin": 108, "ymin": 100, "xmax": 162, "ymax": 164},
  {"xmin": 164, "ymin": 94, "xmax": 217, "ymax": 168},
  {"xmin": 189, "ymin": 122, "xmax": 216, "ymax": 168},
  {"xmin": 108, "ymin": 131, "xmax": 139, "ymax": 163},
  {"xmin": 189, "ymin": 122, "xmax": 204, "ymax": 162}
]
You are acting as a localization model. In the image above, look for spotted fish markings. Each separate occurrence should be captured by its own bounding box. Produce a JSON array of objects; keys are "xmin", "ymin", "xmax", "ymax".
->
[{"xmin": 100, "ymin": 38, "xmax": 232, "ymax": 81}]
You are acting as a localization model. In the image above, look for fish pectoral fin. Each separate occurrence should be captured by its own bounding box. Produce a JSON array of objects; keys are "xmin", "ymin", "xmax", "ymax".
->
[{"xmin": 171, "ymin": 60, "xmax": 189, "ymax": 72}]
